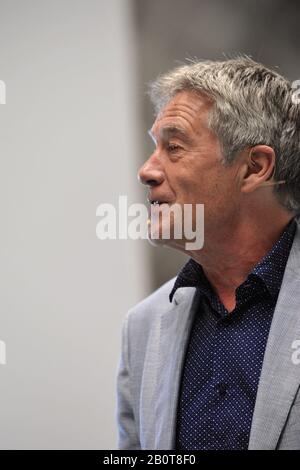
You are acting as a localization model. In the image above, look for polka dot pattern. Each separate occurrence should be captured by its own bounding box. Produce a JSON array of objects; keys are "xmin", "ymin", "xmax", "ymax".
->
[{"xmin": 173, "ymin": 219, "xmax": 297, "ymax": 450}]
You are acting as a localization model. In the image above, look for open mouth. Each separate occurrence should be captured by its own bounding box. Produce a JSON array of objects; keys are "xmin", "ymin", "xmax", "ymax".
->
[
  {"xmin": 148, "ymin": 199, "xmax": 169, "ymax": 206},
  {"xmin": 150, "ymin": 200, "xmax": 162, "ymax": 206}
]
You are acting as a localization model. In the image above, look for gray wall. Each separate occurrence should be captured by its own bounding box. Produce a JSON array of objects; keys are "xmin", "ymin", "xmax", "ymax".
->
[{"xmin": 0, "ymin": 0, "xmax": 149, "ymax": 449}]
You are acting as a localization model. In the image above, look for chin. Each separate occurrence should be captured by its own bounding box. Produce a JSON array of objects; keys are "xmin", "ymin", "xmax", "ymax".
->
[
  {"xmin": 147, "ymin": 223, "xmax": 185, "ymax": 251},
  {"xmin": 147, "ymin": 220, "xmax": 171, "ymax": 247},
  {"xmin": 147, "ymin": 237, "xmax": 168, "ymax": 248}
]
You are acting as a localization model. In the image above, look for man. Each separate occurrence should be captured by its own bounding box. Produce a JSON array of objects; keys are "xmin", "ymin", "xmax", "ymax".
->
[{"xmin": 116, "ymin": 57, "xmax": 300, "ymax": 450}]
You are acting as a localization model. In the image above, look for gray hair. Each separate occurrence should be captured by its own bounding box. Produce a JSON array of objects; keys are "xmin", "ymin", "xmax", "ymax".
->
[{"xmin": 149, "ymin": 57, "xmax": 300, "ymax": 214}]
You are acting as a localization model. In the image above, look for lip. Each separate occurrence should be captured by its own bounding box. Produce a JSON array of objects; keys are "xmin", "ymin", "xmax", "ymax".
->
[{"xmin": 147, "ymin": 197, "xmax": 171, "ymax": 206}]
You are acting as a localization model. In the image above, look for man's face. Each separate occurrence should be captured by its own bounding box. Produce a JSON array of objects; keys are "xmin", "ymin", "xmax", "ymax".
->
[{"xmin": 138, "ymin": 90, "xmax": 243, "ymax": 251}]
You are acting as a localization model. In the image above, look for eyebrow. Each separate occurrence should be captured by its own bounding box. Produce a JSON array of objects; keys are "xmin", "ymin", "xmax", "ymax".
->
[{"xmin": 148, "ymin": 126, "xmax": 192, "ymax": 145}]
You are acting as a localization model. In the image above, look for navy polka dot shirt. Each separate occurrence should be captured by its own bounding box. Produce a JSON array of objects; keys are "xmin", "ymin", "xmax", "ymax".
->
[{"xmin": 171, "ymin": 218, "xmax": 297, "ymax": 450}]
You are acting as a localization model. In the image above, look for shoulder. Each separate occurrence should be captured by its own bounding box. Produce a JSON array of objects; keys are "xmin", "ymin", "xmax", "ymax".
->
[
  {"xmin": 120, "ymin": 277, "xmax": 177, "ymax": 371},
  {"xmin": 126, "ymin": 277, "xmax": 176, "ymax": 330}
]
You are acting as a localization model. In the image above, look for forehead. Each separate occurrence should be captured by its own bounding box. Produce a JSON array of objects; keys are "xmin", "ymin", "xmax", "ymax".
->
[{"xmin": 151, "ymin": 90, "xmax": 212, "ymax": 138}]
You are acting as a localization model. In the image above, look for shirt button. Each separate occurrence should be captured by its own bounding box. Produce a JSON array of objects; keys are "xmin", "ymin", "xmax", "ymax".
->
[{"xmin": 217, "ymin": 382, "xmax": 228, "ymax": 396}]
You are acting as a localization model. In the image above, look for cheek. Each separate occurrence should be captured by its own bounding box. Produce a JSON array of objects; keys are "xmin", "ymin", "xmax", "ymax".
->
[
  {"xmin": 180, "ymin": 170, "xmax": 221, "ymax": 201},
  {"xmin": 169, "ymin": 158, "xmax": 237, "ymax": 204},
  {"xmin": 187, "ymin": 171, "xmax": 238, "ymax": 209}
]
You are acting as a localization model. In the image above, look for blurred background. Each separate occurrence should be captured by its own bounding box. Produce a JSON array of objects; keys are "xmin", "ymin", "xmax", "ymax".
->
[{"xmin": 0, "ymin": 0, "xmax": 299, "ymax": 449}]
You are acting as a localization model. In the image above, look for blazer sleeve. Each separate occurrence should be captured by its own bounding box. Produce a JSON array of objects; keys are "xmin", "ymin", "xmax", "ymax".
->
[{"xmin": 116, "ymin": 312, "xmax": 141, "ymax": 449}]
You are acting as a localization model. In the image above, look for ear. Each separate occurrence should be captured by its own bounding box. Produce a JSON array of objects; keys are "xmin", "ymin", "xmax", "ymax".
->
[{"xmin": 240, "ymin": 145, "xmax": 276, "ymax": 193}]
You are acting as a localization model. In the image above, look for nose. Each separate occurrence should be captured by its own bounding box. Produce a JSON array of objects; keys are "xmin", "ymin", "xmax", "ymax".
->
[{"xmin": 138, "ymin": 152, "xmax": 165, "ymax": 187}]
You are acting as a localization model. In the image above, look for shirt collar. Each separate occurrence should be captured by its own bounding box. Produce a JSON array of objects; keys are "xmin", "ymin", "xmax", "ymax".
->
[
  {"xmin": 251, "ymin": 218, "xmax": 297, "ymax": 298},
  {"xmin": 169, "ymin": 218, "xmax": 297, "ymax": 303}
]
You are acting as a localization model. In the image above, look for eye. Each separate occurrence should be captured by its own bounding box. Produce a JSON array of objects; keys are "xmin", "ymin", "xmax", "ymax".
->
[{"xmin": 167, "ymin": 143, "xmax": 182, "ymax": 152}]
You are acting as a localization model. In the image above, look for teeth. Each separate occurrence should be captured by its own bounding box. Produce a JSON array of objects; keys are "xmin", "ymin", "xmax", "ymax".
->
[{"xmin": 151, "ymin": 200, "xmax": 160, "ymax": 205}]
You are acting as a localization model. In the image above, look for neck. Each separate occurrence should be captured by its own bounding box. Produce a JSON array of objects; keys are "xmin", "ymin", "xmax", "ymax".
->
[{"xmin": 188, "ymin": 207, "xmax": 294, "ymax": 309}]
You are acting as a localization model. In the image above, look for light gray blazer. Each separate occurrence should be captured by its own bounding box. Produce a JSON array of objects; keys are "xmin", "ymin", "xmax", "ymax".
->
[{"xmin": 116, "ymin": 222, "xmax": 300, "ymax": 450}]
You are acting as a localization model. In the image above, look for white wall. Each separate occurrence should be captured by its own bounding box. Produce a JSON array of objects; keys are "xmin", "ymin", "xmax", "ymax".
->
[{"xmin": 0, "ymin": 0, "xmax": 149, "ymax": 449}]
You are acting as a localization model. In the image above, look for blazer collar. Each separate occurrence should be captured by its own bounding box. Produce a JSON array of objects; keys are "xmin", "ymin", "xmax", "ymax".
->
[
  {"xmin": 153, "ymin": 287, "xmax": 199, "ymax": 449},
  {"xmin": 249, "ymin": 220, "xmax": 300, "ymax": 449}
]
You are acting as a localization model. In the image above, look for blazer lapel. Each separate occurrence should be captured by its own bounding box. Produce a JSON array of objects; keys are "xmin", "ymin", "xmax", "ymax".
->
[
  {"xmin": 249, "ymin": 223, "xmax": 300, "ymax": 449},
  {"xmin": 153, "ymin": 287, "xmax": 199, "ymax": 449}
]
